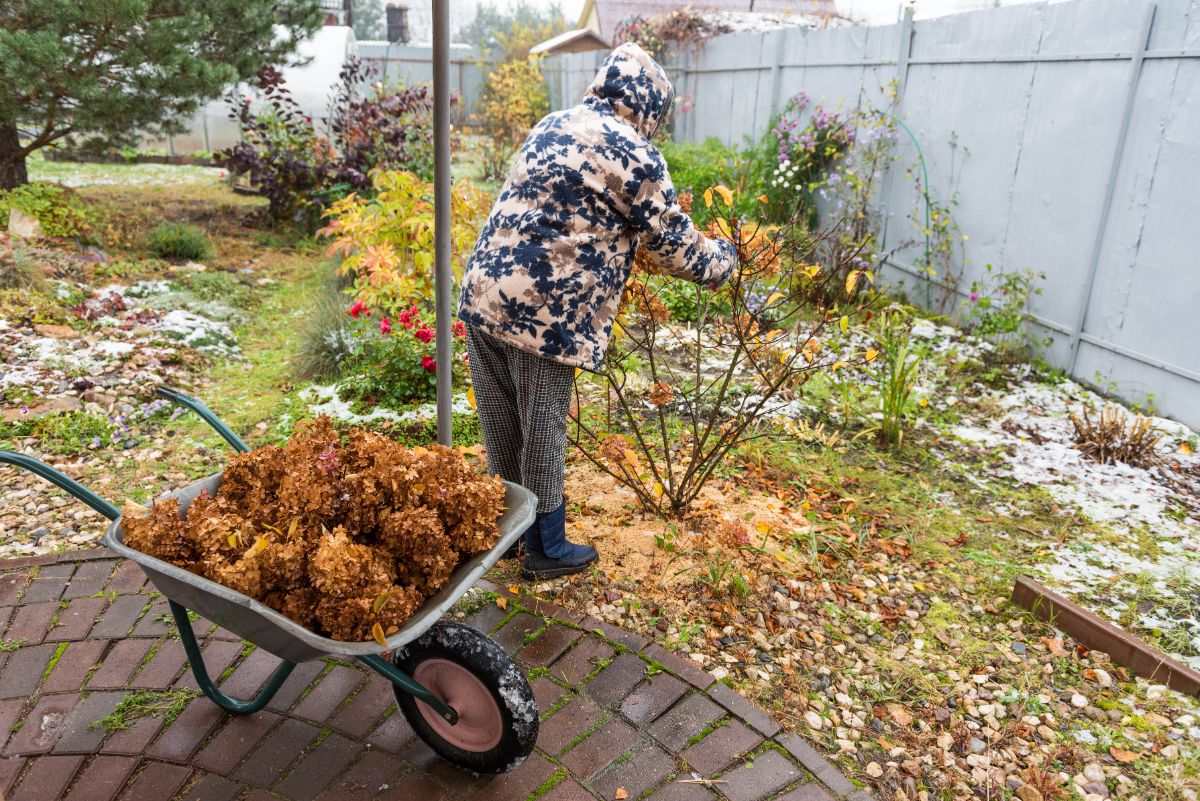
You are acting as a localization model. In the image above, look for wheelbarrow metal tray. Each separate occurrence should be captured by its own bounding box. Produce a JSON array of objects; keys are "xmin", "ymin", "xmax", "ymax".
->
[{"xmin": 103, "ymin": 473, "xmax": 536, "ymax": 664}]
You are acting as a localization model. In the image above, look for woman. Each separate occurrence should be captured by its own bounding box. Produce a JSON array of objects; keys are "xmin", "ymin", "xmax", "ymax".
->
[{"xmin": 458, "ymin": 42, "xmax": 737, "ymax": 580}]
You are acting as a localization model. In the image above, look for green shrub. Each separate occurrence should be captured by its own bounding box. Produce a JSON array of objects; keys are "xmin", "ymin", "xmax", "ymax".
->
[
  {"xmin": 176, "ymin": 270, "xmax": 253, "ymax": 307},
  {"xmin": 659, "ymin": 138, "xmax": 771, "ymax": 226},
  {"xmin": 294, "ymin": 290, "xmax": 359, "ymax": 381},
  {"xmin": 0, "ymin": 183, "xmax": 96, "ymax": 240},
  {"xmin": 145, "ymin": 222, "xmax": 213, "ymax": 261},
  {"xmin": 0, "ymin": 410, "xmax": 122, "ymax": 455}
]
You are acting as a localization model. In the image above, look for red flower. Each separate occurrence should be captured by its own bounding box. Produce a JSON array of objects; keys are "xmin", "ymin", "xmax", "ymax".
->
[
  {"xmin": 380, "ymin": 316, "xmax": 392, "ymax": 334},
  {"xmin": 421, "ymin": 355, "xmax": 436, "ymax": 372},
  {"xmin": 414, "ymin": 325, "xmax": 434, "ymax": 344},
  {"xmin": 348, "ymin": 300, "xmax": 368, "ymax": 319},
  {"xmin": 452, "ymin": 321, "xmax": 466, "ymax": 338}
]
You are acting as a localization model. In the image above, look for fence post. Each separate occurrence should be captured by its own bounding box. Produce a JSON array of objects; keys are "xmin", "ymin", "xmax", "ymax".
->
[
  {"xmin": 875, "ymin": 8, "xmax": 914, "ymax": 272},
  {"xmin": 1067, "ymin": 2, "xmax": 1156, "ymax": 374}
]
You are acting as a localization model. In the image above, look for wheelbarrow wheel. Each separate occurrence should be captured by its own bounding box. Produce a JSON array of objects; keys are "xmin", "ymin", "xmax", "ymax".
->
[{"xmin": 392, "ymin": 621, "xmax": 538, "ymax": 774}]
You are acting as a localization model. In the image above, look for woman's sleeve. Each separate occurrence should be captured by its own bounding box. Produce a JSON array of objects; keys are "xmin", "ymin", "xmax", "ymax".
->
[{"xmin": 624, "ymin": 146, "xmax": 738, "ymax": 286}]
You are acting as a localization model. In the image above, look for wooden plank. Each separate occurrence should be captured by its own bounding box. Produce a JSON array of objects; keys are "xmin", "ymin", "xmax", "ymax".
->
[{"xmin": 1012, "ymin": 575, "xmax": 1200, "ymax": 697}]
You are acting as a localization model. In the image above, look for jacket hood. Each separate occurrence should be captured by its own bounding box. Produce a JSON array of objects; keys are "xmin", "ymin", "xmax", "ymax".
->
[{"xmin": 584, "ymin": 42, "xmax": 675, "ymax": 139}]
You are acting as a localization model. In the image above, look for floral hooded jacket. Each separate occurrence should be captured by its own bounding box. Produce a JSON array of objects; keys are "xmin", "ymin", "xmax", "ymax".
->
[{"xmin": 457, "ymin": 42, "xmax": 737, "ymax": 371}]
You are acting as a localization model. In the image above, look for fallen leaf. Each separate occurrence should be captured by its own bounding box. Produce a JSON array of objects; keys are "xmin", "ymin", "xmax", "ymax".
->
[
  {"xmin": 1110, "ymin": 747, "xmax": 1141, "ymax": 763},
  {"xmin": 1041, "ymin": 637, "xmax": 1064, "ymax": 656},
  {"xmin": 887, "ymin": 703, "xmax": 913, "ymax": 727},
  {"xmin": 371, "ymin": 622, "xmax": 387, "ymax": 647},
  {"xmin": 614, "ymin": 790, "xmax": 629, "ymax": 800},
  {"xmin": 496, "ymin": 597, "xmax": 508, "ymax": 611},
  {"xmin": 508, "ymin": 584, "xmax": 520, "ymax": 596}
]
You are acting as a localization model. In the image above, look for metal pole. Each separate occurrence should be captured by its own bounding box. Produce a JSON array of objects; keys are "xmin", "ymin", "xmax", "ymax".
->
[
  {"xmin": 875, "ymin": 8, "xmax": 914, "ymax": 288},
  {"xmin": 1067, "ymin": 3, "xmax": 1155, "ymax": 374},
  {"xmin": 433, "ymin": 0, "xmax": 453, "ymax": 446}
]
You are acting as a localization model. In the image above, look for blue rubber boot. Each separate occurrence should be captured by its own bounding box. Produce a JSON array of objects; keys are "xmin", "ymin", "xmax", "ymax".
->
[{"xmin": 522, "ymin": 503, "xmax": 598, "ymax": 580}]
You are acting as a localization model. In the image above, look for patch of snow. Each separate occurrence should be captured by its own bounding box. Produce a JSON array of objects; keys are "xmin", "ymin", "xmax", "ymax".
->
[
  {"xmin": 153, "ymin": 310, "xmax": 240, "ymax": 357},
  {"xmin": 300, "ymin": 384, "xmax": 473, "ymax": 426}
]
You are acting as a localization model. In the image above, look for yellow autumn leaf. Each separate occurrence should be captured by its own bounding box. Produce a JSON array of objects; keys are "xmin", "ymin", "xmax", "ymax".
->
[
  {"xmin": 757, "ymin": 194, "xmax": 769, "ymax": 204},
  {"xmin": 467, "ymin": 387, "xmax": 477, "ymax": 409},
  {"xmin": 846, "ymin": 269, "xmax": 861, "ymax": 294},
  {"xmin": 918, "ymin": 397, "xmax": 929, "ymax": 408},
  {"xmin": 713, "ymin": 184, "xmax": 734, "ymax": 207},
  {"xmin": 839, "ymin": 315, "xmax": 848, "ymax": 334},
  {"xmin": 227, "ymin": 533, "xmax": 239, "ymax": 549},
  {"xmin": 496, "ymin": 596, "xmax": 508, "ymax": 611},
  {"xmin": 865, "ymin": 348, "xmax": 879, "ymax": 363},
  {"xmin": 508, "ymin": 584, "xmax": 520, "ymax": 595},
  {"xmin": 755, "ymin": 521, "xmax": 770, "ymax": 535},
  {"xmin": 831, "ymin": 360, "xmax": 847, "ymax": 371},
  {"xmin": 703, "ymin": 188, "xmax": 714, "ymax": 209},
  {"xmin": 652, "ymin": 481, "xmax": 664, "ymax": 499},
  {"xmin": 371, "ymin": 622, "xmax": 387, "ymax": 647},
  {"xmin": 288, "ymin": 518, "xmax": 299, "ymax": 538},
  {"xmin": 1182, "ymin": 441, "xmax": 1195, "ymax": 455},
  {"xmin": 244, "ymin": 536, "xmax": 269, "ymax": 558},
  {"xmin": 766, "ymin": 292, "xmax": 784, "ymax": 306}
]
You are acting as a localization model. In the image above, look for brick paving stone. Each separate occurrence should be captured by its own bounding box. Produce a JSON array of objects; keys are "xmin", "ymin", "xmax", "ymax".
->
[
  {"xmin": 377, "ymin": 770, "xmax": 452, "ymax": 801},
  {"xmin": 232, "ymin": 718, "xmax": 317, "ymax": 786},
  {"xmin": 0, "ymin": 573, "xmax": 28, "ymax": 606},
  {"xmin": 718, "ymin": 751, "xmax": 804, "ymax": 801},
  {"xmin": 265, "ymin": 660, "xmax": 325, "ymax": 713},
  {"xmin": 593, "ymin": 621, "xmax": 650, "ymax": 653},
  {"xmin": 7, "ymin": 601, "xmax": 55, "ymax": 643},
  {"xmin": 314, "ymin": 750, "xmax": 405, "ymax": 801},
  {"xmin": 541, "ymin": 777, "xmax": 599, "ymax": 801},
  {"xmin": 399, "ymin": 740, "xmax": 488, "ymax": 793},
  {"xmin": 176, "ymin": 773, "xmax": 245, "ymax": 801},
  {"xmin": 0, "ymin": 642, "xmax": 56, "ymax": 698},
  {"xmin": 145, "ymin": 700, "xmax": 225, "ymax": 762},
  {"xmin": 468, "ymin": 750, "xmax": 556, "ymax": 801},
  {"xmin": 273, "ymin": 731, "xmax": 361, "ymax": 801},
  {"xmin": 243, "ymin": 791, "xmax": 281, "ymax": 801},
  {"xmin": 679, "ymin": 720, "xmax": 762, "ymax": 777},
  {"xmin": 48, "ymin": 596, "xmax": 106, "ymax": 642},
  {"xmin": 91, "ymin": 595, "xmax": 147, "ymax": 640},
  {"xmin": 118, "ymin": 760, "xmax": 190, "ymax": 801},
  {"xmin": 104, "ymin": 562, "xmax": 146, "ymax": 594},
  {"xmin": 620, "ymin": 673, "xmax": 687, "ymax": 726},
  {"xmin": 53, "ymin": 691, "xmax": 124, "ymax": 755},
  {"xmin": 560, "ymin": 718, "xmax": 639, "ymax": 778},
  {"xmin": 292, "ymin": 664, "xmax": 363, "ymax": 723},
  {"xmin": 87, "ymin": 638, "xmax": 154, "ymax": 688},
  {"xmin": 193, "ymin": 711, "xmax": 280, "ymax": 775},
  {"xmin": 0, "ymin": 642, "xmax": 55, "ymax": 695},
  {"xmin": 102, "ymin": 715, "xmax": 164, "ymax": 756},
  {"xmin": 61, "ymin": 754, "xmax": 137, "ymax": 801},
  {"xmin": 463, "ymin": 601, "xmax": 508, "ymax": 635},
  {"xmin": 706, "ymin": 683, "xmax": 780, "ymax": 738},
  {"xmin": 0, "ymin": 699, "xmax": 23, "ymax": 753},
  {"xmin": 330, "ymin": 674, "xmax": 394, "ymax": 738},
  {"xmin": 549, "ymin": 638, "xmax": 615, "ymax": 687},
  {"xmin": 20, "ymin": 578, "xmax": 66, "ymax": 605},
  {"xmin": 648, "ymin": 781, "xmax": 719, "ymax": 801},
  {"xmin": 772, "ymin": 783, "xmax": 836, "ymax": 801},
  {"xmin": 585, "ymin": 652, "xmax": 646, "ymax": 708},
  {"xmin": 367, "ymin": 710, "xmax": 416, "ymax": 753},
  {"xmin": 492, "ymin": 612, "xmax": 541, "ymax": 655},
  {"xmin": 175, "ymin": 640, "xmax": 243, "ymax": 692},
  {"xmin": 38, "ymin": 564, "xmax": 75, "ymax": 579},
  {"xmin": 7, "ymin": 693, "xmax": 79, "ymax": 755},
  {"xmin": 533, "ymin": 676, "xmax": 567, "ymax": 715},
  {"xmin": 131, "ymin": 599, "xmax": 170, "ymax": 638},
  {"xmin": 130, "ymin": 639, "xmax": 186, "ymax": 689},
  {"xmin": 60, "ymin": 560, "xmax": 114, "ymax": 600},
  {"xmin": 43, "ymin": 639, "xmax": 109, "ymax": 693},
  {"xmin": 9, "ymin": 754, "xmax": 84, "ymax": 801},
  {"xmin": 537, "ymin": 694, "xmax": 604, "ymax": 755},
  {"xmin": 218, "ymin": 647, "xmax": 284, "ymax": 700},
  {"xmin": 642, "ymin": 644, "xmax": 716, "ymax": 690},
  {"xmin": 647, "ymin": 693, "xmax": 725, "ymax": 753},
  {"xmin": 524, "ymin": 597, "xmax": 588, "ymax": 626},
  {"xmin": 774, "ymin": 734, "xmax": 855, "ymax": 798},
  {"xmin": 591, "ymin": 743, "xmax": 675, "ymax": 801},
  {"xmin": 517, "ymin": 624, "xmax": 581, "ymax": 667},
  {"xmin": 0, "ymin": 755, "xmax": 24, "ymax": 796},
  {"xmin": 846, "ymin": 790, "xmax": 876, "ymax": 801}
]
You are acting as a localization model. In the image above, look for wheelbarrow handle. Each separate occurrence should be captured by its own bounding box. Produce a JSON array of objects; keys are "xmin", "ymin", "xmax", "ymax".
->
[
  {"xmin": 156, "ymin": 386, "xmax": 250, "ymax": 454},
  {"xmin": 0, "ymin": 450, "xmax": 121, "ymax": 521}
]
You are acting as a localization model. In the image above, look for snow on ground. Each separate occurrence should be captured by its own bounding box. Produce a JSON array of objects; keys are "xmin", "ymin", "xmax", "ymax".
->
[{"xmin": 300, "ymin": 384, "xmax": 474, "ymax": 426}]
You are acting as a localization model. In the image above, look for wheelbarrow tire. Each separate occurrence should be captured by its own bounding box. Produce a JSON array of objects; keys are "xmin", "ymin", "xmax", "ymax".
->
[{"xmin": 392, "ymin": 621, "xmax": 538, "ymax": 775}]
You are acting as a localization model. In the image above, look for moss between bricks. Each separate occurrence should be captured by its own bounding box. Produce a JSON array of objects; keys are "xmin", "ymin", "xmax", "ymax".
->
[
  {"xmin": 88, "ymin": 688, "xmax": 199, "ymax": 733},
  {"xmin": 683, "ymin": 714, "xmax": 730, "ymax": 749},
  {"xmin": 557, "ymin": 710, "xmax": 610, "ymax": 756},
  {"xmin": 40, "ymin": 641, "xmax": 69, "ymax": 684},
  {"xmin": 526, "ymin": 767, "xmax": 566, "ymax": 801}
]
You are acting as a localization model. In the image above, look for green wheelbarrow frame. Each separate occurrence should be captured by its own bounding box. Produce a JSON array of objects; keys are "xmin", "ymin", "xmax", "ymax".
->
[{"xmin": 0, "ymin": 387, "xmax": 537, "ymax": 725}]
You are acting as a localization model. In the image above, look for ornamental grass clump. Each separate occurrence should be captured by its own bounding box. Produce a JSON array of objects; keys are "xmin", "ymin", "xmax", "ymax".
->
[
  {"xmin": 1069, "ymin": 404, "xmax": 1162, "ymax": 467},
  {"xmin": 122, "ymin": 417, "xmax": 505, "ymax": 642}
]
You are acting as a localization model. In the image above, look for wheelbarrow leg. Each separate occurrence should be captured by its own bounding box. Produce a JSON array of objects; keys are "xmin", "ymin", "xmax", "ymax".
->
[{"xmin": 170, "ymin": 601, "xmax": 296, "ymax": 714}]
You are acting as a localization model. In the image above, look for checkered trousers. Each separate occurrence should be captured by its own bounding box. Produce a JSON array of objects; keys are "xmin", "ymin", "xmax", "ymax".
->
[{"xmin": 465, "ymin": 326, "xmax": 575, "ymax": 514}]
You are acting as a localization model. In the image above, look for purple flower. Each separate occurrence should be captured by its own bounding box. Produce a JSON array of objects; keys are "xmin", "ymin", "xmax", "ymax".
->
[{"xmin": 969, "ymin": 292, "xmax": 980, "ymax": 302}]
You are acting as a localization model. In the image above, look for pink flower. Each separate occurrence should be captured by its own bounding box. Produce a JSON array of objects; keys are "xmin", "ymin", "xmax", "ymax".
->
[
  {"xmin": 421, "ymin": 355, "xmax": 436, "ymax": 372},
  {"xmin": 399, "ymin": 308, "xmax": 416, "ymax": 328},
  {"xmin": 348, "ymin": 300, "xmax": 368, "ymax": 318},
  {"xmin": 414, "ymin": 325, "xmax": 434, "ymax": 344},
  {"xmin": 452, "ymin": 321, "xmax": 466, "ymax": 338},
  {"xmin": 969, "ymin": 292, "xmax": 979, "ymax": 302},
  {"xmin": 380, "ymin": 316, "xmax": 392, "ymax": 334}
]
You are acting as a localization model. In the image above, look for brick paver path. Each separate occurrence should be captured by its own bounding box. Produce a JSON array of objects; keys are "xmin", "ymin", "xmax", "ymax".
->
[{"xmin": 0, "ymin": 551, "xmax": 871, "ymax": 801}]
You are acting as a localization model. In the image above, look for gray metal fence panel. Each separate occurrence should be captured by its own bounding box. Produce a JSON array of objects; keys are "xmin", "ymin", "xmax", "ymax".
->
[{"xmin": 542, "ymin": 0, "xmax": 1200, "ymax": 429}]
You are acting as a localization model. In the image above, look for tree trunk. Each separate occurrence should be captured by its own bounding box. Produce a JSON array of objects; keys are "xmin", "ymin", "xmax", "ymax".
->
[{"xmin": 0, "ymin": 122, "xmax": 29, "ymax": 190}]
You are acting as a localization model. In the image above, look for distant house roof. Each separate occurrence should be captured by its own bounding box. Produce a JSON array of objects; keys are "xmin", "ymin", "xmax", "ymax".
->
[
  {"xmin": 577, "ymin": 0, "xmax": 839, "ymax": 43},
  {"xmin": 530, "ymin": 28, "xmax": 611, "ymax": 55}
]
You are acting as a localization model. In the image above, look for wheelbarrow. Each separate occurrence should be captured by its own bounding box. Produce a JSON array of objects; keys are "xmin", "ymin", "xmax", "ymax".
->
[{"xmin": 0, "ymin": 387, "xmax": 539, "ymax": 774}]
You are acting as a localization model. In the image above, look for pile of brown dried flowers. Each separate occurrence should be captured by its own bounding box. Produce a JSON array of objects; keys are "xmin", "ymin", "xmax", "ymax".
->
[{"xmin": 122, "ymin": 416, "xmax": 505, "ymax": 641}]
